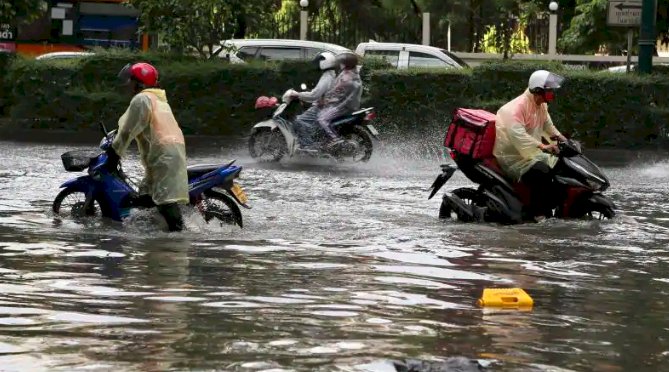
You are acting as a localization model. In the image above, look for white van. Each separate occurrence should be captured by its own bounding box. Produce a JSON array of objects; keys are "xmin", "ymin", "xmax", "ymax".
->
[
  {"xmin": 215, "ymin": 39, "xmax": 351, "ymax": 63},
  {"xmin": 355, "ymin": 41, "xmax": 468, "ymax": 69}
]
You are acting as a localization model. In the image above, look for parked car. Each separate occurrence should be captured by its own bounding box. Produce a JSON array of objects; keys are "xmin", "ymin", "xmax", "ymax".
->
[
  {"xmin": 35, "ymin": 51, "xmax": 95, "ymax": 60},
  {"xmin": 605, "ymin": 63, "xmax": 669, "ymax": 73},
  {"xmin": 355, "ymin": 41, "xmax": 469, "ymax": 69},
  {"xmin": 215, "ymin": 39, "xmax": 352, "ymax": 63}
]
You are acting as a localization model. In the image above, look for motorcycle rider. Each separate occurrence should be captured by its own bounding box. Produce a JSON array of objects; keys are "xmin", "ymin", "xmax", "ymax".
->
[
  {"xmin": 288, "ymin": 51, "xmax": 337, "ymax": 148},
  {"xmin": 493, "ymin": 69, "xmax": 568, "ymax": 221},
  {"xmin": 105, "ymin": 62, "xmax": 189, "ymax": 232},
  {"xmin": 316, "ymin": 51, "xmax": 363, "ymax": 149}
]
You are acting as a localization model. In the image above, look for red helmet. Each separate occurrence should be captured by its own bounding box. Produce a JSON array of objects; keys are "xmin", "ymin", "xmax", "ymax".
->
[{"xmin": 118, "ymin": 62, "xmax": 159, "ymax": 87}]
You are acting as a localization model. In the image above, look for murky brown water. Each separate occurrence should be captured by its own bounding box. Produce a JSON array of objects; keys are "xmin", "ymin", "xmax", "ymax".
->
[{"xmin": 1, "ymin": 134, "xmax": 669, "ymax": 371}]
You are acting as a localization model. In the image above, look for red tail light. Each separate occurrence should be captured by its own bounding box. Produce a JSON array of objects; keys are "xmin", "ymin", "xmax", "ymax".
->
[
  {"xmin": 365, "ymin": 112, "xmax": 377, "ymax": 121},
  {"xmin": 449, "ymin": 151, "xmax": 456, "ymax": 160}
]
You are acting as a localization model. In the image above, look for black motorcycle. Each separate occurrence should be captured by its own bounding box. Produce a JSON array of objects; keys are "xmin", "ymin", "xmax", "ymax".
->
[{"xmin": 428, "ymin": 109, "xmax": 615, "ymax": 224}]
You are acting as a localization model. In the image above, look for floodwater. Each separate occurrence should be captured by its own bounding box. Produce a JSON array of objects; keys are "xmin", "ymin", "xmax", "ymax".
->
[{"xmin": 1, "ymin": 133, "xmax": 669, "ymax": 371}]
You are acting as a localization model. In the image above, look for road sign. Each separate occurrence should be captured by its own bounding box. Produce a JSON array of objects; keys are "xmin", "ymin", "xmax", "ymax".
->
[
  {"xmin": 607, "ymin": 0, "xmax": 642, "ymax": 27},
  {"xmin": 0, "ymin": 24, "xmax": 16, "ymax": 42}
]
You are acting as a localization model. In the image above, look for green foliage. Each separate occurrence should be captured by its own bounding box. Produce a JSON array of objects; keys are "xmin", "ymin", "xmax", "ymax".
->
[
  {"xmin": 481, "ymin": 23, "xmax": 532, "ymax": 55},
  {"xmin": 0, "ymin": 51, "xmax": 17, "ymax": 115},
  {"xmin": 367, "ymin": 68, "xmax": 472, "ymax": 140},
  {"xmin": 7, "ymin": 58, "xmax": 78, "ymax": 123},
  {"xmin": 71, "ymin": 48, "xmax": 198, "ymax": 90},
  {"xmin": 127, "ymin": 0, "xmax": 278, "ymax": 58},
  {"xmin": 2, "ymin": 52, "xmax": 668, "ymax": 148},
  {"xmin": 369, "ymin": 63, "xmax": 669, "ymax": 148},
  {"xmin": 470, "ymin": 60, "xmax": 565, "ymax": 99},
  {"xmin": 0, "ymin": 0, "xmax": 47, "ymax": 24},
  {"xmin": 559, "ymin": 0, "xmax": 629, "ymax": 54}
]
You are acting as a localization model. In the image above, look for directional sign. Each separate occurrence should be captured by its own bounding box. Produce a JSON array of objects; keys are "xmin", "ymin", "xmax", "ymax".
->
[
  {"xmin": 607, "ymin": 0, "xmax": 642, "ymax": 27},
  {"xmin": 0, "ymin": 24, "xmax": 16, "ymax": 42}
]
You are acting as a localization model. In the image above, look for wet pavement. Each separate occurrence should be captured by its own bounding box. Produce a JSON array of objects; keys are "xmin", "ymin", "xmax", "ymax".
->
[{"xmin": 1, "ymin": 134, "xmax": 669, "ymax": 371}]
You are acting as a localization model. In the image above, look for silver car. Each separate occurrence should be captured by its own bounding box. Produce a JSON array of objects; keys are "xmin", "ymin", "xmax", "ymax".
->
[
  {"xmin": 355, "ymin": 41, "xmax": 468, "ymax": 69},
  {"xmin": 215, "ymin": 39, "xmax": 352, "ymax": 63}
]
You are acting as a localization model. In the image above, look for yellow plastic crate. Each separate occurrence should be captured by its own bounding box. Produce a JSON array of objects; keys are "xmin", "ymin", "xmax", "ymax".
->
[{"xmin": 477, "ymin": 288, "xmax": 534, "ymax": 308}]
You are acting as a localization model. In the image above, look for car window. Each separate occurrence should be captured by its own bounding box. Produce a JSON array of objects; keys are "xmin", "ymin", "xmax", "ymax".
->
[
  {"xmin": 408, "ymin": 51, "xmax": 452, "ymax": 68},
  {"xmin": 305, "ymin": 48, "xmax": 325, "ymax": 59},
  {"xmin": 257, "ymin": 47, "xmax": 302, "ymax": 61},
  {"xmin": 236, "ymin": 46, "xmax": 258, "ymax": 61},
  {"xmin": 439, "ymin": 49, "xmax": 468, "ymax": 68},
  {"xmin": 364, "ymin": 49, "xmax": 400, "ymax": 68}
]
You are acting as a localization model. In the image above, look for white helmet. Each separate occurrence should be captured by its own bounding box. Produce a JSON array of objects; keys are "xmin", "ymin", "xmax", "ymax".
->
[
  {"xmin": 313, "ymin": 51, "xmax": 336, "ymax": 71},
  {"xmin": 528, "ymin": 70, "xmax": 564, "ymax": 94}
]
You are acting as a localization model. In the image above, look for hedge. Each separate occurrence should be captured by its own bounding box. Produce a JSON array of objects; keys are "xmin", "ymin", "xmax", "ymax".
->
[
  {"xmin": 2, "ymin": 52, "xmax": 668, "ymax": 148},
  {"xmin": 0, "ymin": 51, "xmax": 17, "ymax": 116},
  {"xmin": 367, "ymin": 61, "xmax": 669, "ymax": 147}
]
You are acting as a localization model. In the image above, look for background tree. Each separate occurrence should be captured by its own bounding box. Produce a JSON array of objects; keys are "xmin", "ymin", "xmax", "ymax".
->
[
  {"xmin": 0, "ymin": 0, "xmax": 47, "ymax": 25},
  {"xmin": 127, "ymin": 0, "xmax": 279, "ymax": 58},
  {"xmin": 559, "ymin": 0, "xmax": 669, "ymax": 54}
]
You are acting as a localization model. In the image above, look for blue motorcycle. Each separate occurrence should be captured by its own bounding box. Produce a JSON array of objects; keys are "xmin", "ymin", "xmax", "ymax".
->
[{"xmin": 52, "ymin": 123, "xmax": 249, "ymax": 228}]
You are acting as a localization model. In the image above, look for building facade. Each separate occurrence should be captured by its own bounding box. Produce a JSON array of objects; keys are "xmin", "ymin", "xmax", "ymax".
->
[{"xmin": 1, "ymin": 0, "xmax": 147, "ymax": 57}]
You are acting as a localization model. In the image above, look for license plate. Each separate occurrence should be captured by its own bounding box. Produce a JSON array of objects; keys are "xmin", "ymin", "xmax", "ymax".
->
[
  {"xmin": 230, "ymin": 183, "xmax": 248, "ymax": 204},
  {"xmin": 367, "ymin": 125, "xmax": 379, "ymax": 136}
]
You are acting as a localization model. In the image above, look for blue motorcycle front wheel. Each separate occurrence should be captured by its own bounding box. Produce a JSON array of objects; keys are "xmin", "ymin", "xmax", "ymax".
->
[{"xmin": 52, "ymin": 188, "xmax": 102, "ymax": 219}]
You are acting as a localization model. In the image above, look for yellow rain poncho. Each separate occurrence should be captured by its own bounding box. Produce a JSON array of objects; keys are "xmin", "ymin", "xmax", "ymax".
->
[
  {"xmin": 112, "ymin": 88, "xmax": 189, "ymax": 206},
  {"xmin": 493, "ymin": 89, "xmax": 563, "ymax": 181}
]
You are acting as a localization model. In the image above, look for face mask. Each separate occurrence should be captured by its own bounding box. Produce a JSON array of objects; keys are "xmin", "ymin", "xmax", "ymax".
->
[{"xmin": 544, "ymin": 90, "xmax": 555, "ymax": 103}]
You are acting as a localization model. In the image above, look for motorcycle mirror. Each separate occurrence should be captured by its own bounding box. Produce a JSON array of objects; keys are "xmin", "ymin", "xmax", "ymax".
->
[
  {"xmin": 300, "ymin": 83, "xmax": 307, "ymax": 91},
  {"xmin": 99, "ymin": 121, "xmax": 109, "ymax": 136}
]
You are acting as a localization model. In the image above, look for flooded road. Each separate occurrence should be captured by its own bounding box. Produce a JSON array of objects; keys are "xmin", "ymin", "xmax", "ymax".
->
[{"xmin": 1, "ymin": 135, "xmax": 669, "ymax": 371}]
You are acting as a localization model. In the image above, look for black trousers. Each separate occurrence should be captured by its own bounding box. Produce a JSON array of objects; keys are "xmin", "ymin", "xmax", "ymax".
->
[
  {"xmin": 520, "ymin": 162, "xmax": 554, "ymax": 217},
  {"xmin": 128, "ymin": 194, "xmax": 184, "ymax": 232},
  {"xmin": 157, "ymin": 203, "xmax": 184, "ymax": 232}
]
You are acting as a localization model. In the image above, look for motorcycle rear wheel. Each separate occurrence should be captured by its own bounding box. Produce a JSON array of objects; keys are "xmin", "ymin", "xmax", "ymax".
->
[
  {"xmin": 337, "ymin": 126, "xmax": 374, "ymax": 162},
  {"xmin": 438, "ymin": 187, "xmax": 485, "ymax": 221},
  {"xmin": 248, "ymin": 128, "xmax": 286, "ymax": 162},
  {"xmin": 438, "ymin": 195, "xmax": 452, "ymax": 219},
  {"xmin": 52, "ymin": 189, "xmax": 102, "ymax": 218}
]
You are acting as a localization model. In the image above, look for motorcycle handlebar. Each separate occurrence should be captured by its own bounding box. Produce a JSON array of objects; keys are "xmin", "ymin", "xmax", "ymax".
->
[{"xmin": 540, "ymin": 138, "xmax": 582, "ymax": 156}]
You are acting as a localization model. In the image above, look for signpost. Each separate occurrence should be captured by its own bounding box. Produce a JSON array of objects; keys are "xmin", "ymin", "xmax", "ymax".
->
[
  {"xmin": 607, "ymin": 0, "xmax": 642, "ymax": 72},
  {"xmin": 0, "ymin": 23, "xmax": 17, "ymax": 53}
]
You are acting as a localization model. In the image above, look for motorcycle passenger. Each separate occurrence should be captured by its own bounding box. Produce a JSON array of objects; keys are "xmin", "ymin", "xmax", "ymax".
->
[
  {"xmin": 106, "ymin": 62, "xmax": 189, "ymax": 232},
  {"xmin": 316, "ymin": 51, "xmax": 363, "ymax": 149},
  {"xmin": 493, "ymin": 69, "xmax": 568, "ymax": 221},
  {"xmin": 289, "ymin": 51, "xmax": 337, "ymax": 148}
]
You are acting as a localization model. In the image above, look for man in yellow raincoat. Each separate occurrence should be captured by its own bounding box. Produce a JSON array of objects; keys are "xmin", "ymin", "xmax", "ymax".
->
[
  {"xmin": 106, "ymin": 62, "xmax": 189, "ymax": 232},
  {"xmin": 493, "ymin": 70, "xmax": 567, "ymax": 220}
]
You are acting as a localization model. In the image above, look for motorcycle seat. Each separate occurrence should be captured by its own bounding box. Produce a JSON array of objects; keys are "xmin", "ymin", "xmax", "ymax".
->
[
  {"xmin": 479, "ymin": 157, "xmax": 531, "ymax": 206},
  {"xmin": 187, "ymin": 160, "xmax": 235, "ymax": 179},
  {"xmin": 482, "ymin": 157, "xmax": 505, "ymax": 177},
  {"xmin": 331, "ymin": 107, "xmax": 374, "ymax": 126}
]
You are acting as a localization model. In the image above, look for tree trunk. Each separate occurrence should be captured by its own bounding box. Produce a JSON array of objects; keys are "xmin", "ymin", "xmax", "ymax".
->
[
  {"xmin": 409, "ymin": 0, "xmax": 421, "ymax": 14},
  {"xmin": 233, "ymin": 13, "xmax": 246, "ymax": 38}
]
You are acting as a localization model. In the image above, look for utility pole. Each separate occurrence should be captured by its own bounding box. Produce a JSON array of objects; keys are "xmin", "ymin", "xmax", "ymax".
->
[{"xmin": 638, "ymin": 0, "xmax": 657, "ymax": 74}]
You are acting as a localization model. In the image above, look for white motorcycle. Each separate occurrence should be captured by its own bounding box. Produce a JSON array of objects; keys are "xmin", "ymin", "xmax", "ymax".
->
[{"xmin": 248, "ymin": 85, "xmax": 380, "ymax": 163}]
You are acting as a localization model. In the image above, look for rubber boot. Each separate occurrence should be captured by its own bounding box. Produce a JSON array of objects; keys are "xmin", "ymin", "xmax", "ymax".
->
[{"xmin": 157, "ymin": 203, "xmax": 184, "ymax": 232}]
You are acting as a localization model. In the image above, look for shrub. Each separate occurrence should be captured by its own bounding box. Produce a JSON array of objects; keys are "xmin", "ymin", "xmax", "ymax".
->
[
  {"xmin": 0, "ymin": 51, "xmax": 18, "ymax": 115},
  {"xmin": 2, "ymin": 53, "xmax": 668, "ymax": 148}
]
